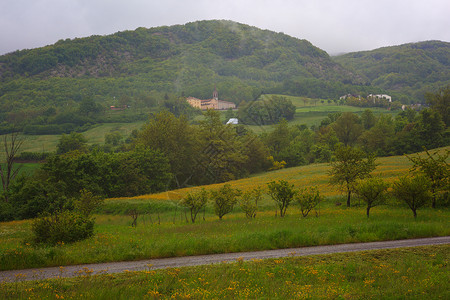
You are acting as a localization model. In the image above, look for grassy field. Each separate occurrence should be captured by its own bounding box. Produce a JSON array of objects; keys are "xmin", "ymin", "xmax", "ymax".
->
[
  {"xmin": 2, "ymin": 205, "xmax": 448, "ymax": 272},
  {"xmin": 112, "ymin": 148, "xmax": 416, "ymax": 205},
  {"xmin": 246, "ymin": 94, "xmax": 397, "ymax": 133},
  {"xmin": 0, "ymin": 121, "xmax": 145, "ymax": 155},
  {"xmin": 1, "ymin": 148, "xmax": 449, "ymax": 271},
  {"xmin": 1, "ymin": 245, "xmax": 448, "ymax": 299}
]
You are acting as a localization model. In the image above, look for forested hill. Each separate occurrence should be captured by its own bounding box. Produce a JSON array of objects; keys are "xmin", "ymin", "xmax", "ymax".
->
[
  {"xmin": 333, "ymin": 41, "xmax": 450, "ymax": 102},
  {"xmin": 0, "ymin": 20, "xmax": 366, "ymax": 113}
]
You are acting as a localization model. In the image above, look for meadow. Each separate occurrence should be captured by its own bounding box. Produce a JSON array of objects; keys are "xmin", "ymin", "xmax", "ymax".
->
[
  {"xmin": 246, "ymin": 94, "xmax": 397, "ymax": 133},
  {"xmin": 1, "ymin": 245, "xmax": 448, "ymax": 299},
  {"xmin": 0, "ymin": 121, "xmax": 145, "ymax": 155},
  {"xmin": 1, "ymin": 149, "xmax": 449, "ymax": 272}
]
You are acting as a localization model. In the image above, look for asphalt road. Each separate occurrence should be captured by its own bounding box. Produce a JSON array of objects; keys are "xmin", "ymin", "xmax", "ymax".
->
[{"xmin": 1, "ymin": 236, "xmax": 449, "ymax": 283}]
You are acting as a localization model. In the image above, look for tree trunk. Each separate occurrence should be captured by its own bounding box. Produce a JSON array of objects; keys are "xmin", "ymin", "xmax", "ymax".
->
[
  {"xmin": 413, "ymin": 209, "xmax": 417, "ymax": 219},
  {"xmin": 366, "ymin": 206, "xmax": 370, "ymax": 218},
  {"xmin": 347, "ymin": 190, "xmax": 351, "ymax": 207}
]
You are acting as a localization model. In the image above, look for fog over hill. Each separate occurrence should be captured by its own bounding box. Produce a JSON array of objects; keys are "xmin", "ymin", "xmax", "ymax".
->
[{"xmin": 0, "ymin": 20, "xmax": 448, "ymax": 120}]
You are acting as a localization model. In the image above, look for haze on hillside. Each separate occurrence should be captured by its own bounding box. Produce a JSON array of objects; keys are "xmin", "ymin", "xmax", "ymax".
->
[{"xmin": 1, "ymin": 0, "xmax": 449, "ymax": 55}]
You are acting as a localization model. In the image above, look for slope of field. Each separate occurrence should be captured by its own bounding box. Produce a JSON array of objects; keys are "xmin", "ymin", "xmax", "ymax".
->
[{"xmin": 106, "ymin": 146, "xmax": 428, "ymax": 207}]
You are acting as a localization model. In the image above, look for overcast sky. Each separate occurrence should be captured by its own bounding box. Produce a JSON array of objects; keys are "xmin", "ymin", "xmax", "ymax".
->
[{"xmin": 1, "ymin": 0, "xmax": 449, "ymax": 56}]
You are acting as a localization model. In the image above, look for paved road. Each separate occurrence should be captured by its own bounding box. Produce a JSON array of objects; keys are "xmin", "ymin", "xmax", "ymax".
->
[{"xmin": 1, "ymin": 236, "xmax": 449, "ymax": 282}]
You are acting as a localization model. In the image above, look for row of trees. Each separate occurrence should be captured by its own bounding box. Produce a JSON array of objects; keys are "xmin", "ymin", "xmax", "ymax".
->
[
  {"xmin": 329, "ymin": 145, "xmax": 449, "ymax": 217},
  {"xmin": 180, "ymin": 181, "xmax": 322, "ymax": 223}
]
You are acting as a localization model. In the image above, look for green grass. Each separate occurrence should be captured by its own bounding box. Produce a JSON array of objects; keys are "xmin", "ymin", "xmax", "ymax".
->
[
  {"xmin": 0, "ymin": 148, "xmax": 448, "ymax": 272},
  {"xmin": 1, "ymin": 205, "xmax": 449, "ymax": 271},
  {"xmin": 246, "ymin": 94, "xmax": 398, "ymax": 133},
  {"xmin": 1, "ymin": 121, "xmax": 145, "ymax": 155},
  {"xmin": 1, "ymin": 245, "xmax": 448, "ymax": 299}
]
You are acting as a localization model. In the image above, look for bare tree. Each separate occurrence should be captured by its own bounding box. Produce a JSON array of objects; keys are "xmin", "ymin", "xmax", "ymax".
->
[{"xmin": 0, "ymin": 132, "xmax": 24, "ymax": 202}]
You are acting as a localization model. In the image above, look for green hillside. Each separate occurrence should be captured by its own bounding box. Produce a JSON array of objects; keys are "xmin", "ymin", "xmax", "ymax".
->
[
  {"xmin": 334, "ymin": 41, "xmax": 450, "ymax": 102},
  {"xmin": 0, "ymin": 20, "xmax": 364, "ymax": 110},
  {"xmin": 1, "ymin": 21, "xmax": 448, "ymax": 136}
]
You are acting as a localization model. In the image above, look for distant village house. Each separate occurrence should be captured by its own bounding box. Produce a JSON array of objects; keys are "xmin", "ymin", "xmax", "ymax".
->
[
  {"xmin": 187, "ymin": 87, "xmax": 236, "ymax": 110},
  {"xmin": 368, "ymin": 94, "xmax": 392, "ymax": 103},
  {"xmin": 339, "ymin": 93, "xmax": 392, "ymax": 103}
]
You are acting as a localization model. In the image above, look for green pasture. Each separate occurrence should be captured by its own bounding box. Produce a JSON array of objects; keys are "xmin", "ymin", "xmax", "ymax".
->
[
  {"xmin": 1, "ymin": 121, "xmax": 145, "ymax": 155},
  {"xmin": 1, "ymin": 244, "xmax": 448, "ymax": 299},
  {"xmin": 245, "ymin": 94, "xmax": 398, "ymax": 133},
  {"xmin": 1, "ymin": 199, "xmax": 449, "ymax": 271}
]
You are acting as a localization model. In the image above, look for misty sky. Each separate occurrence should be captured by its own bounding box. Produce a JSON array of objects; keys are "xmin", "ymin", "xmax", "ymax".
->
[{"xmin": 1, "ymin": 0, "xmax": 449, "ymax": 55}]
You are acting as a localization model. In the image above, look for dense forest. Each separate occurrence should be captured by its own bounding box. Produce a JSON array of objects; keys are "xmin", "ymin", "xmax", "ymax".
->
[{"xmin": 334, "ymin": 41, "xmax": 450, "ymax": 103}]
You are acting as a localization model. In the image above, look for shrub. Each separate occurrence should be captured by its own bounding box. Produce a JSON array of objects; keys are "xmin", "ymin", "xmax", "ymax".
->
[{"xmin": 31, "ymin": 211, "xmax": 94, "ymax": 245}]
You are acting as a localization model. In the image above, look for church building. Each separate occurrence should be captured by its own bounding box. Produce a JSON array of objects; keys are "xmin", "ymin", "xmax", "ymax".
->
[{"xmin": 187, "ymin": 87, "xmax": 236, "ymax": 110}]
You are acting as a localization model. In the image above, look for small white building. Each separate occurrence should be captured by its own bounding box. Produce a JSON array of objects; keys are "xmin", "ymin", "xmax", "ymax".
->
[
  {"xmin": 368, "ymin": 94, "xmax": 392, "ymax": 103},
  {"xmin": 226, "ymin": 118, "xmax": 239, "ymax": 125}
]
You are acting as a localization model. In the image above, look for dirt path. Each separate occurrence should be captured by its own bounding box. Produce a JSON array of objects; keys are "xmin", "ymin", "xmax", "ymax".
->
[{"xmin": 1, "ymin": 236, "xmax": 449, "ymax": 283}]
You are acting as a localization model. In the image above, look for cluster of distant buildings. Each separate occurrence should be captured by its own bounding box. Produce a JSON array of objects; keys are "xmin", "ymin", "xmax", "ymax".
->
[
  {"xmin": 339, "ymin": 94, "xmax": 392, "ymax": 103},
  {"xmin": 186, "ymin": 87, "xmax": 236, "ymax": 110}
]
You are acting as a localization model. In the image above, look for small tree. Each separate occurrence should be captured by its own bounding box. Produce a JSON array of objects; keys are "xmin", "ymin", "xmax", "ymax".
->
[
  {"xmin": 210, "ymin": 184, "xmax": 241, "ymax": 220},
  {"xmin": 180, "ymin": 188, "xmax": 208, "ymax": 223},
  {"xmin": 328, "ymin": 145, "xmax": 376, "ymax": 207},
  {"xmin": 240, "ymin": 187, "xmax": 262, "ymax": 218},
  {"xmin": 56, "ymin": 132, "xmax": 88, "ymax": 154},
  {"xmin": 74, "ymin": 189, "xmax": 104, "ymax": 218},
  {"xmin": 296, "ymin": 186, "xmax": 323, "ymax": 217},
  {"xmin": 0, "ymin": 132, "xmax": 24, "ymax": 202},
  {"xmin": 267, "ymin": 180, "xmax": 296, "ymax": 217},
  {"xmin": 354, "ymin": 177, "xmax": 389, "ymax": 217},
  {"xmin": 391, "ymin": 175, "xmax": 432, "ymax": 218},
  {"xmin": 406, "ymin": 148, "xmax": 449, "ymax": 208}
]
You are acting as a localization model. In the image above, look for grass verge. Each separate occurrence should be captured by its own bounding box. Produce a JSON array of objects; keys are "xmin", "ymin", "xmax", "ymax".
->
[
  {"xmin": 1, "ymin": 205, "xmax": 449, "ymax": 271},
  {"xmin": 1, "ymin": 245, "xmax": 448, "ymax": 299}
]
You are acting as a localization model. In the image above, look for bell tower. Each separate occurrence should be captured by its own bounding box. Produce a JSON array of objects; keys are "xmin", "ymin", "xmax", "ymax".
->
[{"xmin": 213, "ymin": 85, "xmax": 218, "ymax": 100}]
